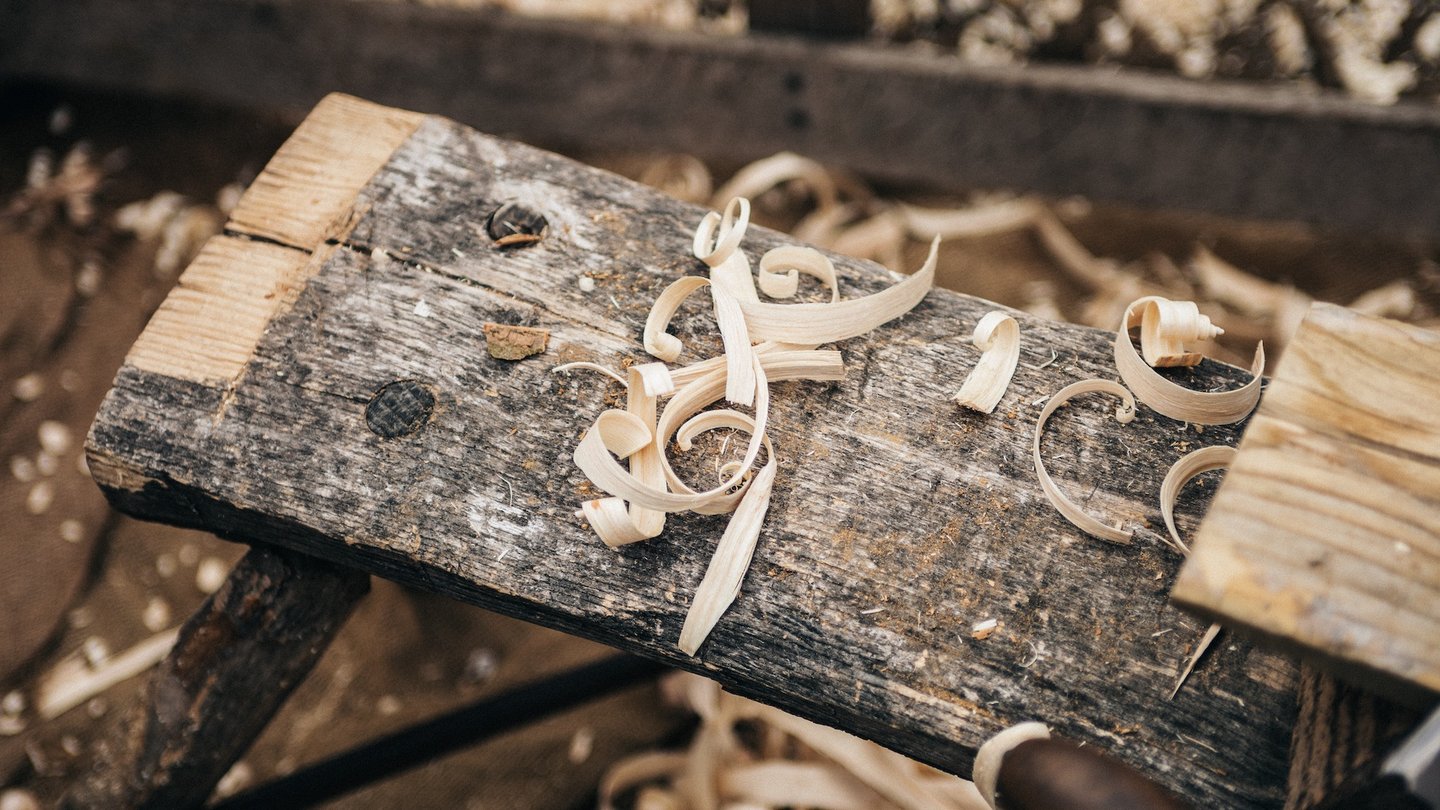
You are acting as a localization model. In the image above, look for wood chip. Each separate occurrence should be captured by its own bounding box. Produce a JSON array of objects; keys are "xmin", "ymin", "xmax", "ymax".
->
[
  {"xmin": 482, "ymin": 322, "xmax": 550, "ymax": 361},
  {"xmin": 954, "ymin": 312, "xmax": 1020, "ymax": 414}
]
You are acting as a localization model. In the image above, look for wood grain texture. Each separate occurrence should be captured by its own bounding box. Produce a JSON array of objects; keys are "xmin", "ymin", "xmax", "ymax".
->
[
  {"xmin": 227, "ymin": 93, "xmax": 423, "ymax": 250},
  {"xmin": 1286, "ymin": 665, "xmax": 1426, "ymax": 810},
  {"xmin": 63, "ymin": 544, "xmax": 369, "ymax": 810},
  {"xmin": 87, "ymin": 99, "xmax": 1299, "ymax": 807},
  {"xmin": 6, "ymin": 0, "xmax": 1440, "ymax": 238},
  {"xmin": 123, "ymin": 236, "xmax": 318, "ymax": 385},
  {"xmin": 1174, "ymin": 303, "xmax": 1440, "ymax": 703}
]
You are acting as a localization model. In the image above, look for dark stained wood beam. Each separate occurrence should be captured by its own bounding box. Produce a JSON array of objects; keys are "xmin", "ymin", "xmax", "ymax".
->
[
  {"xmin": 64, "ymin": 545, "xmax": 369, "ymax": 809},
  {"xmin": 83, "ymin": 94, "xmax": 1299, "ymax": 808},
  {"xmin": 3, "ymin": 0, "xmax": 1440, "ymax": 240}
]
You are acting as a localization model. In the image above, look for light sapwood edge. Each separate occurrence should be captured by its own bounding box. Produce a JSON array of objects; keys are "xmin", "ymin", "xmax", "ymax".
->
[
  {"xmin": 122, "ymin": 236, "xmax": 323, "ymax": 385},
  {"xmin": 228, "ymin": 93, "xmax": 425, "ymax": 249},
  {"xmin": 122, "ymin": 94, "xmax": 422, "ymax": 388}
]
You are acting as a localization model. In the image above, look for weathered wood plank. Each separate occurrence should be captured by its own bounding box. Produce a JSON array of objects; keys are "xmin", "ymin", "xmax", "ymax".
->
[
  {"xmin": 64, "ymin": 544, "xmax": 369, "ymax": 809},
  {"xmin": 6, "ymin": 0, "xmax": 1440, "ymax": 239},
  {"xmin": 1174, "ymin": 303, "xmax": 1440, "ymax": 704},
  {"xmin": 87, "ymin": 95, "xmax": 1298, "ymax": 807}
]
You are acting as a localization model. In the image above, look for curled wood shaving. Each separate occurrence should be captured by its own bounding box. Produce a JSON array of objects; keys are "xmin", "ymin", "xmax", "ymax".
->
[
  {"xmin": 1159, "ymin": 445, "xmax": 1236, "ymax": 555},
  {"xmin": 954, "ymin": 312, "xmax": 1020, "ymax": 414},
  {"xmin": 643, "ymin": 274, "xmax": 755, "ymax": 406},
  {"xmin": 709, "ymin": 151, "xmax": 839, "ymax": 212},
  {"xmin": 756, "ymin": 245, "xmax": 839, "ymax": 302},
  {"xmin": 700, "ymin": 198, "xmax": 939, "ymax": 344},
  {"xmin": 972, "ymin": 721, "xmax": 1051, "ymax": 810},
  {"xmin": 1133, "ymin": 297, "xmax": 1224, "ymax": 368},
  {"xmin": 564, "ymin": 197, "xmax": 933, "ymax": 654},
  {"xmin": 1033, "ymin": 379, "xmax": 1137, "ymax": 544},
  {"xmin": 1158, "ymin": 445, "xmax": 1234, "ymax": 699},
  {"xmin": 1114, "ymin": 296, "xmax": 1265, "ymax": 425},
  {"xmin": 603, "ymin": 673, "xmax": 985, "ymax": 810},
  {"xmin": 896, "ymin": 197, "xmax": 1042, "ymax": 240}
]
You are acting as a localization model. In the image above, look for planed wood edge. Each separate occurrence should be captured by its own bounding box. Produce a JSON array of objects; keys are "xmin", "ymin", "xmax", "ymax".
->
[
  {"xmin": 123, "ymin": 235, "xmax": 326, "ymax": 385},
  {"xmin": 227, "ymin": 93, "xmax": 424, "ymax": 249}
]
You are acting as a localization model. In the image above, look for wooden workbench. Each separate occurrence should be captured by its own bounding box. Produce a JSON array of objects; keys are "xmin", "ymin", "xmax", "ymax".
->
[{"xmin": 83, "ymin": 94, "xmax": 1298, "ymax": 807}]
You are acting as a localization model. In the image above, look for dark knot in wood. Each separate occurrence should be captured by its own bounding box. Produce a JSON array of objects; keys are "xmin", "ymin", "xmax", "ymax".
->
[
  {"xmin": 487, "ymin": 201, "xmax": 548, "ymax": 248},
  {"xmin": 365, "ymin": 379, "xmax": 436, "ymax": 438}
]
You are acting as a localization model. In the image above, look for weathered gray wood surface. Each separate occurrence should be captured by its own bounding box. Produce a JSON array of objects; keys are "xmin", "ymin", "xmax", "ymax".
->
[
  {"xmin": 6, "ymin": 0, "xmax": 1440, "ymax": 239},
  {"xmin": 86, "ymin": 96, "xmax": 1298, "ymax": 807},
  {"xmin": 65, "ymin": 545, "xmax": 369, "ymax": 809}
]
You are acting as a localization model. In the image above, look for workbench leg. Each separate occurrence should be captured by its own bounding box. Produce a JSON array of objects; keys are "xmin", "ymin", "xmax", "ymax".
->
[
  {"xmin": 1285, "ymin": 665, "xmax": 1426, "ymax": 810},
  {"xmin": 63, "ymin": 544, "xmax": 370, "ymax": 809}
]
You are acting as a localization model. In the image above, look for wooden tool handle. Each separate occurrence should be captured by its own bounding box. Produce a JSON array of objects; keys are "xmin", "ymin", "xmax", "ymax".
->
[{"xmin": 999, "ymin": 737, "xmax": 1191, "ymax": 810}]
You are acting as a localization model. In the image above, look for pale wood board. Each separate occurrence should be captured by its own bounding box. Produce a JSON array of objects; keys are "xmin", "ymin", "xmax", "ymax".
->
[
  {"xmin": 87, "ymin": 95, "xmax": 1299, "ymax": 807},
  {"xmin": 1175, "ymin": 303, "xmax": 1440, "ymax": 703}
]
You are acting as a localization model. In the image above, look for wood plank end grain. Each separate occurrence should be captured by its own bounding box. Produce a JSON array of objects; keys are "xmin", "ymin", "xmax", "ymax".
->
[
  {"xmin": 123, "ymin": 235, "xmax": 323, "ymax": 385},
  {"xmin": 228, "ymin": 92, "xmax": 424, "ymax": 249},
  {"xmin": 1175, "ymin": 303, "xmax": 1440, "ymax": 703}
]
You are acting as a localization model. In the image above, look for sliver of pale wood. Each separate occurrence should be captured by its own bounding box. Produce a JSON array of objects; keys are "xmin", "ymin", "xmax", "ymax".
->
[
  {"xmin": 1174, "ymin": 303, "xmax": 1440, "ymax": 705},
  {"xmin": 87, "ymin": 94, "xmax": 1297, "ymax": 808}
]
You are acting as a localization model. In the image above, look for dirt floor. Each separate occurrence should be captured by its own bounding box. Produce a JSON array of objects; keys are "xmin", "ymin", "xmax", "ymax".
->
[{"xmin": 0, "ymin": 80, "xmax": 1435, "ymax": 808}]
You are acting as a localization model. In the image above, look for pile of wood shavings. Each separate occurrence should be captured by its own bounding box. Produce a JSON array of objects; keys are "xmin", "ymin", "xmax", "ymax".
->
[
  {"xmin": 601, "ymin": 672, "xmax": 994, "ymax": 810},
  {"xmin": 624, "ymin": 148, "xmax": 1437, "ymax": 366},
  {"xmin": 558, "ymin": 196, "xmax": 938, "ymax": 655}
]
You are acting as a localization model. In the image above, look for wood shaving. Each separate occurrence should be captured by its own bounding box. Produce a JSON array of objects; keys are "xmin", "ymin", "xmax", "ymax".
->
[
  {"xmin": 1159, "ymin": 445, "xmax": 1236, "ymax": 555},
  {"xmin": 1157, "ymin": 444, "xmax": 1234, "ymax": 698},
  {"xmin": 601, "ymin": 672, "xmax": 988, "ymax": 810},
  {"xmin": 1033, "ymin": 379, "xmax": 1136, "ymax": 544},
  {"xmin": 954, "ymin": 312, "xmax": 1020, "ymax": 414},
  {"xmin": 1114, "ymin": 296, "xmax": 1264, "ymax": 425},
  {"xmin": 709, "ymin": 152, "xmax": 839, "ymax": 213},
  {"xmin": 37, "ymin": 629, "xmax": 179, "ymax": 720},
  {"xmin": 562, "ymin": 197, "xmax": 933, "ymax": 654},
  {"xmin": 1132, "ymin": 297, "xmax": 1224, "ymax": 367},
  {"xmin": 1169, "ymin": 621, "xmax": 1223, "ymax": 700},
  {"xmin": 896, "ymin": 198, "xmax": 1043, "ymax": 240}
]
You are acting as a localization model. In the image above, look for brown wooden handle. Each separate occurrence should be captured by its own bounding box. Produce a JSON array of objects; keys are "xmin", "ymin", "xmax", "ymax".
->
[{"xmin": 998, "ymin": 737, "xmax": 1192, "ymax": 810}]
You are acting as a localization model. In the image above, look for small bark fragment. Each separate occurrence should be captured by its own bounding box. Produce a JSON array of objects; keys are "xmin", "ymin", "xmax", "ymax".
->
[{"xmin": 483, "ymin": 322, "xmax": 550, "ymax": 360}]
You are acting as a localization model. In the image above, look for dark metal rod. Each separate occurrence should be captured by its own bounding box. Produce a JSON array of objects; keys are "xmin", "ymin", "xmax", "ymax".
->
[{"xmin": 210, "ymin": 653, "xmax": 668, "ymax": 810}]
